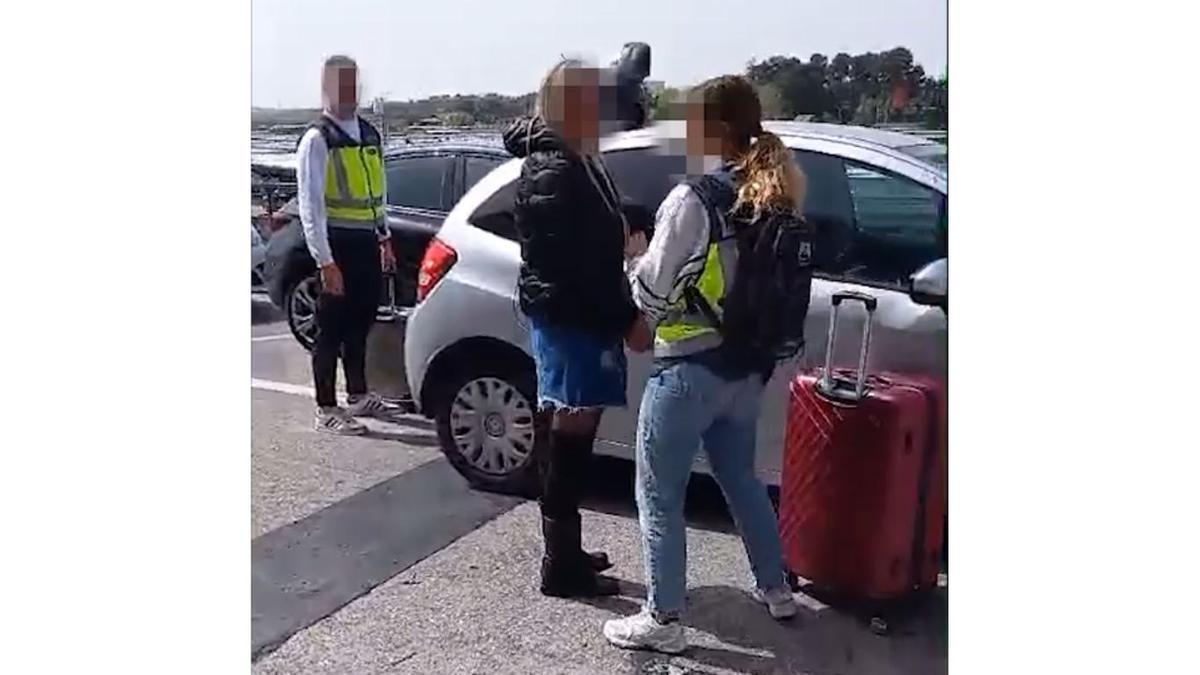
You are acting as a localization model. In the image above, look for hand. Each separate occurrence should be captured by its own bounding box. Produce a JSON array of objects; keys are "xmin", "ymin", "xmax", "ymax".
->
[
  {"xmin": 625, "ymin": 315, "xmax": 652, "ymax": 353},
  {"xmin": 319, "ymin": 263, "xmax": 345, "ymax": 296},
  {"xmin": 625, "ymin": 231, "xmax": 648, "ymax": 260},
  {"xmin": 268, "ymin": 210, "xmax": 291, "ymax": 232},
  {"xmin": 380, "ymin": 241, "xmax": 396, "ymax": 272}
]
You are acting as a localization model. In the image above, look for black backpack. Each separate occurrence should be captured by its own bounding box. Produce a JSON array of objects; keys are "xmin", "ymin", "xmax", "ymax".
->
[{"xmin": 683, "ymin": 175, "xmax": 816, "ymax": 368}]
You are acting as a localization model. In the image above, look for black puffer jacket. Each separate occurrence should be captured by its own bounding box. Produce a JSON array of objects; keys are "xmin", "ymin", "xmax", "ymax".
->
[{"xmin": 502, "ymin": 117, "xmax": 639, "ymax": 340}]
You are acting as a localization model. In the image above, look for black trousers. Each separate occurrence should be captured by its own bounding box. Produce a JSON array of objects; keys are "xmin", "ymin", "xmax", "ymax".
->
[{"xmin": 313, "ymin": 228, "xmax": 381, "ymax": 408}]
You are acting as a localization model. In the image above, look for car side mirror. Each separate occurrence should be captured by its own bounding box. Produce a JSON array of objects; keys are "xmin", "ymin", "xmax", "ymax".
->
[{"xmin": 910, "ymin": 258, "xmax": 947, "ymax": 309}]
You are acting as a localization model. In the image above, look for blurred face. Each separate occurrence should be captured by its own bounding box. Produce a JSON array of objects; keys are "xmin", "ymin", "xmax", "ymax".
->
[
  {"xmin": 323, "ymin": 65, "xmax": 358, "ymax": 120},
  {"xmin": 557, "ymin": 68, "xmax": 600, "ymax": 154},
  {"xmin": 685, "ymin": 101, "xmax": 727, "ymax": 160}
]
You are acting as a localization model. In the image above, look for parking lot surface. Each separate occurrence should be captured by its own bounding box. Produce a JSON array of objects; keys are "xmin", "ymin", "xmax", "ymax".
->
[{"xmin": 250, "ymin": 298, "xmax": 947, "ymax": 674}]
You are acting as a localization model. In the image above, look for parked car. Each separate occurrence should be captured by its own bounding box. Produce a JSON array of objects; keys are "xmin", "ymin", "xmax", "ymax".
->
[
  {"xmin": 252, "ymin": 163, "xmax": 299, "ymax": 218},
  {"xmin": 251, "ymin": 219, "xmax": 268, "ymax": 294},
  {"xmin": 403, "ymin": 121, "xmax": 948, "ymax": 495},
  {"xmin": 263, "ymin": 141, "xmax": 510, "ymax": 349}
]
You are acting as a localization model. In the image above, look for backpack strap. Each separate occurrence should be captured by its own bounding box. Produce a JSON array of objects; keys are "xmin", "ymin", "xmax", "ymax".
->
[
  {"xmin": 680, "ymin": 175, "xmax": 734, "ymax": 329},
  {"xmin": 685, "ymin": 175, "xmax": 734, "ymax": 245},
  {"xmin": 357, "ymin": 117, "xmax": 383, "ymax": 147},
  {"xmin": 683, "ymin": 283, "xmax": 723, "ymax": 329}
]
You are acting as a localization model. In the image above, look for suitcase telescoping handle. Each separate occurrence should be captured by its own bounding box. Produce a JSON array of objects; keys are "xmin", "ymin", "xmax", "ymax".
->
[
  {"xmin": 818, "ymin": 291, "xmax": 878, "ymax": 403},
  {"xmin": 376, "ymin": 271, "xmax": 398, "ymax": 323}
]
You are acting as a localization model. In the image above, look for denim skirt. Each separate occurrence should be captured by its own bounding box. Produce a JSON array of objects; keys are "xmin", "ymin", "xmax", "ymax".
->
[{"xmin": 529, "ymin": 316, "xmax": 627, "ymax": 411}]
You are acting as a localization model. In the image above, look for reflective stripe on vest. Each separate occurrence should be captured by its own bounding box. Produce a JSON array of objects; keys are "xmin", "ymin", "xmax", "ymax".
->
[
  {"xmin": 655, "ymin": 242, "xmax": 726, "ymax": 344},
  {"xmin": 325, "ymin": 145, "xmax": 385, "ymax": 224}
]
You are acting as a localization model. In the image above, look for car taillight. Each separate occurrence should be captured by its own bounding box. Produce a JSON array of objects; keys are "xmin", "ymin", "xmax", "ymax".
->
[{"xmin": 417, "ymin": 237, "xmax": 457, "ymax": 302}]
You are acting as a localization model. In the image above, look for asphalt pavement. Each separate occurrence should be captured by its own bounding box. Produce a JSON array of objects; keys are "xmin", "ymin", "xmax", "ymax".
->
[{"xmin": 250, "ymin": 297, "xmax": 948, "ymax": 674}]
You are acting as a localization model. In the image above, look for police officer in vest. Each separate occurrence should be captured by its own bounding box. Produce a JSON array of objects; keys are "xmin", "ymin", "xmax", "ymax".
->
[{"xmin": 297, "ymin": 55, "xmax": 397, "ymax": 434}]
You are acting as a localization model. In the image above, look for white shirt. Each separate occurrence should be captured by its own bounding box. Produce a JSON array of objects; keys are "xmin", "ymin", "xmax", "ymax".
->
[{"xmin": 296, "ymin": 113, "xmax": 387, "ymax": 266}]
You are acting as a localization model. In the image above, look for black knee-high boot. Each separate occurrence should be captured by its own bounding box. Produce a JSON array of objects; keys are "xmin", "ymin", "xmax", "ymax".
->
[{"xmin": 539, "ymin": 429, "xmax": 617, "ymax": 597}]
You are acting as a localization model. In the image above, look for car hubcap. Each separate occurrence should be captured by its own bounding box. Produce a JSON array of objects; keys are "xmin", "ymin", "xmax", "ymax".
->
[
  {"xmin": 449, "ymin": 377, "xmax": 535, "ymax": 476},
  {"xmin": 290, "ymin": 277, "xmax": 318, "ymax": 347},
  {"xmin": 483, "ymin": 413, "xmax": 505, "ymax": 437}
]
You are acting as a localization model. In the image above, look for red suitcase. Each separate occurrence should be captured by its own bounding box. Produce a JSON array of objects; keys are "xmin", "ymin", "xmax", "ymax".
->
[{"xmin": 779, "ymin": 291, "xmax": 946, "ymax": 602}]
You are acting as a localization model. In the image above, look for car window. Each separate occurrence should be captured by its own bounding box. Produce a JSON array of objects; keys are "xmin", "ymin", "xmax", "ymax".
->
[
  {"xmin": 464, "ymin": 156, "xmax": 504, "ymax": 192},
  {"xmin": 385, "ymin": 155, "xmax": 452, "ymax": 211},
  {"xmin": 900, "ymin": 144, "xmax": 947, "ymax": 169},
  {"xmin": 467, "ymin": 147, "xmax": 687, "ymax": 242},
  {"xmin": 842, "ymin": 161, "xmax": 946, "ymax": 286},
  {"xmin": 601, "ymin": 148, "xmax": 687, "ymax": 213},
  {"xmin": 464, "ymin": 147, "xmax": 950, "ymax": 288},
  {"xmin": 468, "ymin": 181, "xmax": 519, "ymax": 241},
  {"xmin": 790, "ymin": 150, "xmax": 857, "ymax": 276},
  {"xmin": 790, "ymin": 150, "xmax": 946, "ymax": 289}
]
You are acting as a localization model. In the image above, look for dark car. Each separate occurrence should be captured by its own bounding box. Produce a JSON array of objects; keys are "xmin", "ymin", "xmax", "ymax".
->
[{"xmin": 263, "ymin": 141, "xmax": 510, "ymax": 349}]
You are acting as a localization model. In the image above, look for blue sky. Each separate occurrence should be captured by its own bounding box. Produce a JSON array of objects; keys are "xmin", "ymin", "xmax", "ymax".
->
[{"xmin": 252, "ymin": 0, "xmax": 946, "ymax": 108}]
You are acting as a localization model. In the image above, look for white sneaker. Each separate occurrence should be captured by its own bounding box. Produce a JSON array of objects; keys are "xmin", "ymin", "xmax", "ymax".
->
[
  {"xmin": 315, "ymin": 407, "xmax": 368, "ymax": 436},
  {"xmin": 753, "ymin": 586, "xmax": 798, "ymax": 620},
  {"xmin": 603, "ymin": 608, "xmax": 686, "ymax": 654},
  {"xmin": 345, "ymin": 393, "xmax": 394, "ymax": 420}
]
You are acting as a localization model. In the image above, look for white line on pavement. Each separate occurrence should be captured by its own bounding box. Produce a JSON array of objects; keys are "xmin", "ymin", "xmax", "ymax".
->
[
  {"xmin": 251, "ymin": 378, "xmax": 322, "ymax": 399},
  {"xmin": 251, "ymin": 379, "xmax": 428, "ymax": 430},
  {"xmin": 251, "ymin": 334, "xmax": 294, "ymax": 342},
  {"xmin": 251, "ymin": 378, "xmax": 416, "ymax": 410},
  {"xmin": 252, "ymin": 378, "xmax": 354, "ymax": 407}
]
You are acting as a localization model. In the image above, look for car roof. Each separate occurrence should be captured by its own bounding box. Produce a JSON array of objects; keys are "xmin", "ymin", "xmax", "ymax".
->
[
  {"xmin": 765, "ymin": 121, "xmax": 943, "ymax": 151},
  {"xmin": 603, "ymin": 120, "xmax": 942, "ymax": 154},
  {"xmin": 601, "ymin": 120, "xmax": 946, "ymax": 191}
]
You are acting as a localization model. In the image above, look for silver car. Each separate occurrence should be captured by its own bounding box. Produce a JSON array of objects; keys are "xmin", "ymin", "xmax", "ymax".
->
[{"xmin": 403, "ymin": 122, "xmax": 948, "ymax": 494}]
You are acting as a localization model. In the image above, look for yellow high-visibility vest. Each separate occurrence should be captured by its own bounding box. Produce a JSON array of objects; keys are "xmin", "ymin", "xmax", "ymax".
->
[
  {"xmin": 656, "ymin": 242, "xmax": 727, "ymax": 344},
  {"xmin": 309, "ymin": 115, "xmax": 386, "ymax": 229},
  {"xmin": 655, "ymin": 185, "xmax": 742, "ymax": 354}
]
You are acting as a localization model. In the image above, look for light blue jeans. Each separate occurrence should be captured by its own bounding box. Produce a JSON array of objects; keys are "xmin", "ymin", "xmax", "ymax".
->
[{"xmin": 635, "ymin": 359, "xmax": 786, "ymax": 616}]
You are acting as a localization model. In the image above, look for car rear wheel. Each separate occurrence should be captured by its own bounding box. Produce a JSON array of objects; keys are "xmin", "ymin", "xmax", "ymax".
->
[
  {"xmin": 433, "ymin": 357, "xmax": 543, "ymax": 496},
  {"xmin": 285, "ymin": 273, "xmax": 319, "ymax": 351}
]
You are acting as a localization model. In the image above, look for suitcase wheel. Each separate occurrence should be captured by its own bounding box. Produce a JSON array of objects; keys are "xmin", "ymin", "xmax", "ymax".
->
[{"xmin": 785, "ymin": 567, "xmax": 801, "ymax": 593}]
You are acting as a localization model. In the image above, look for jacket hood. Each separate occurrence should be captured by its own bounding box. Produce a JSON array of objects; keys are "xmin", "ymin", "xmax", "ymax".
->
[
  {"xmin": 711, "ymin": 162, "xmax": 737, "ymax": 189},
  {"xmin": 502, "ymin": 116, "xmax": 570, "ymax": 158}
]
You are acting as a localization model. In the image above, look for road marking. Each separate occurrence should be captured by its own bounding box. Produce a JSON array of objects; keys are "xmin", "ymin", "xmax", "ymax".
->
[
  {"xmin": 250, "ymin": 378, "xmax": 362, "ymax": 407},
  {"xmin": 251, "ymin": 378, "xmax": 317, "ymax": 398},
  {"xmin": 251, "ymin": 460, "xmax": 522, "ymax": 660},
  {"xmin": 251, "ymin": 334, "xmax": 294, "ymax": 343},
  {"xmin": 251, "ymin": 379, "xmax": 424, "ymax": 420}
]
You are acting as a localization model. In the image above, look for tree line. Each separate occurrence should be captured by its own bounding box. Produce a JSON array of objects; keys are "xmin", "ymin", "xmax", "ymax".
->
[
  {"xmin": 653, "ymin": 46, "xmax": 946, "ymax": 128},
  {"xmin": 251, "ymin": 92, "xmax": 534, "ymax": 130},
  {"xmin": 251, "ymin": 45, "xmax": 945, "ymax": 131}
]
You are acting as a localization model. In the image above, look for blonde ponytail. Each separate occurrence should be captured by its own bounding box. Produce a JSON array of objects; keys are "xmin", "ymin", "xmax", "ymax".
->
[
  {"xmin": 733, "ymin": 131, "xmax": 806, "ymax": 216},
  {"xmin": 690, "ymin": 75, "xmax": 807, "ymax": 216}
]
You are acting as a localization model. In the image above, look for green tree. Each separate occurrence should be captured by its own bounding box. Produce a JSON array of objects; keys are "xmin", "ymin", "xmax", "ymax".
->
[
  {"xmin": 442, "ymin": 111, "xmax": 475, "ymax": 127},
  {"xmin": 745, "ymin": 46, "xmax": 945, "ymax": 129},
  {"xmin": 756, "ymin": 83, "xmax": 786, "ymax": 119},
  {"xmin": 746, "ymin": 56, "xmax": 802, "ymax": 87},
  {"xmin": 649, "ymin": 86, "xmax": 685, "ymax": 121}
]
